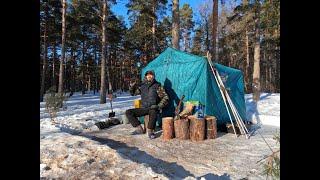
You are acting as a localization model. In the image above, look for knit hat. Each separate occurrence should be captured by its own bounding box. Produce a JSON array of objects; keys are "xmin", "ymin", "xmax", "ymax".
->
[{"xmin": 145, "ymin": 70, "xmax": 155, "ymax": 76}]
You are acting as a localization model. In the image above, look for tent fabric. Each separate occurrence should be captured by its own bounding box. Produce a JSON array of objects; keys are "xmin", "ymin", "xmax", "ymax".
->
[{"xmin": 141, "ymin": 47, "xmax": 246, "ymax": 125}]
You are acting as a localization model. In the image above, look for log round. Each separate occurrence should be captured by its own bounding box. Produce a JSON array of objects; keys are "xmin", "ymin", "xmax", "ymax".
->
[
  {"xmin": 205, "ymin": 116, "xmax": 217, "ymax": 139},
  {"xmin": 162, "ymin": 117, "xmax": 174, "ymax": 140},
  {"xmin": 174, "ymin": 118, "xmax": 189, "ymax": 140},
  {"xmin": 188, "ymin": 115, "xmax": 205, "ymax": 141}
]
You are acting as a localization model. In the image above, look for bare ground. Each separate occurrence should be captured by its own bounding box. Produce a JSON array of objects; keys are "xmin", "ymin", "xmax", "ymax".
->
[
  {"xmin": 87, "ymin": 124, "xmax": 278, "ymax": 179},
  {"xmin": 40, "ymin": 123, "xmax": 278, "ymax": 179}
]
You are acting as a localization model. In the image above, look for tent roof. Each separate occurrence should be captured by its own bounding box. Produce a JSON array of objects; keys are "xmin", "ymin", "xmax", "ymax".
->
[
  {"xmin": 141, "ymin": 47, "xmax": 246, "ymax": 124},
  {"xmin": 147, "ymin": 47, "xmax": 242, "ymax": 73}
]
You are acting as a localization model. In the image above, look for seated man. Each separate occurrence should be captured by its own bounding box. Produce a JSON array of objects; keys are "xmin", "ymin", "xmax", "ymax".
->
[{"xmin": 125, "ymin": 70, "xmax": 169, "ymax": 139}]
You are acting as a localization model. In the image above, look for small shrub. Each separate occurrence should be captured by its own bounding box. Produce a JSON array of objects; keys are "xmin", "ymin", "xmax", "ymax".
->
[{"xmin": 260, "ymin": 131, "xmax": 280, "ymax": 179}]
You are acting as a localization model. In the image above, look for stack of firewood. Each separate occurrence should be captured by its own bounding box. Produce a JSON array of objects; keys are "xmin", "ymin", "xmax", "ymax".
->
[{"xmin": 161, "ymin": 103, "xmax": 218, "ymax": 141}]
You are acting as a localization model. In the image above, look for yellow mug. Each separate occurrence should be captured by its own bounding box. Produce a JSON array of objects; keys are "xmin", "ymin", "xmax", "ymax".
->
[{"xmin": 134, "ymin": 99, "xmax": 141, "ymax": 108}]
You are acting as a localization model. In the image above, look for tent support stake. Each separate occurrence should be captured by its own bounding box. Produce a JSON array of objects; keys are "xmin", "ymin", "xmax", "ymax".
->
[{"xmin": 215, "ymin": 70, "xmax": 249, "ymax": 139}]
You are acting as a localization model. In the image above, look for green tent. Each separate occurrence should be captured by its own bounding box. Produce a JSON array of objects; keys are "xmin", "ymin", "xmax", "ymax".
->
[{"xmin": 141, "ymin": 47, "xmax": 246, "ymax": 126}]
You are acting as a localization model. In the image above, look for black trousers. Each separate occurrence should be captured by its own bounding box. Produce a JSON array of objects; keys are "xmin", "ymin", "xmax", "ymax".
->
[{"xmin": 125, "ymin": 107, "xmax": 158, "ymax": 130}]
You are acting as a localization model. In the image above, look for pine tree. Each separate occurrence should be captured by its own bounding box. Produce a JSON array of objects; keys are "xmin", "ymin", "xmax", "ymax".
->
[
  {"xmin": 157, "ymin": 16, "xmax": 172, "ymax": 51},
  {"xmin": 180, "ymin": 4, "xmax": 194, "ymax": 52},
  {"xmin": 126, "ymin": 0, "xmax": 167, "ymax": 65},
  {"xmin": 40, "ymin": 0, "xmax": 49, "ymax": 102},
  {"xmin": 191, "ymin": 26, "xmax": 204, "ymax": 55},
  {"xmin": 252, "ymin": 0, "xmax": 261, "ymax": 101},
  {"xmin": 58, "ymin": 0, "xmax": 67, "ymax": 94},
  {"xmin": 198, "ymin": 0, "xmax": 211, "ymax": 53},
  {"xmin": 100, "ymin": 0, "xmax": 108, "ymax": 103},
  {"xmin": 211, "ymin": 0, "xmax": 218, "ymax": 59}
]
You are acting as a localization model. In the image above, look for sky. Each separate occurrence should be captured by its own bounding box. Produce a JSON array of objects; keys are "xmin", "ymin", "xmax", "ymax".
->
[{"xmin": 111, "ymin": 0, "xmax": 213, "ymax": 28}]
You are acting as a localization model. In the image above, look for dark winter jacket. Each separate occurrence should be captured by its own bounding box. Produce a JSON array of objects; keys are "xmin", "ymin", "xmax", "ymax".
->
[{"xmin": 132, "ymin": 78, "xmax": 169, "ymax": 109}]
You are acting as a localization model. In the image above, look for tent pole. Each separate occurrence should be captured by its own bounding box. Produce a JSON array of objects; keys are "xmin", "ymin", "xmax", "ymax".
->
[
  {"xmin": 207, "ymin": 53, "xmax": 238, "ymax": 137},
  {"xmin": 216, "ymin": 71, "xmax": 247, "ymax": 137},
  {"xmin": 217, "ymin": 71, "xmax": 249, "ymax": 135},
  {"xmin": 224, "ymin": 88, "xmax": 249, "ymax": 138},
  {"xmin": 222, "ymin": 86, "xmax": 247, "ymax": 137},
  {"xmin": 227, "ymin": 93, "xmax": 249, "ymax": 134},
  {"xmin": 215, "ymin": 70, "xmax": 249, "ymax": 138}
]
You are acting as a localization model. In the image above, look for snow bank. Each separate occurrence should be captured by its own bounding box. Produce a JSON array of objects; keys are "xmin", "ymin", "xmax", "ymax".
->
[
  {"xmin": 40, "ymin": 91, "xmax": 280, "ymax": 179},
  {"xmin": 40, "ymin": 92, "xmax": 280, "ymax": 134},
  {"xmin": 245, "ymin": 93, "xmax": 280, "ymax": 127}
]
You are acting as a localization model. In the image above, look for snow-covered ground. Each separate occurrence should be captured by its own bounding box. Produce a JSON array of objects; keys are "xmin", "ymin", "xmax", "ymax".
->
[
  {"xmin": 40, "ymin": 92, "xmax": 280, "ymax": 179},
  {"xmin": 40, "ymin": 91, "xmax": 139, "ymax": 134},
  {"xmin": 245, "ymin": 93, "xmax": 280, "ymax": 127}
]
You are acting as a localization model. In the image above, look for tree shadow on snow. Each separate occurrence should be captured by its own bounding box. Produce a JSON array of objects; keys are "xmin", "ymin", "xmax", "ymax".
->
[
  {"xmin": 260, "ymin": 93, "xmax": 273, "ymax": 100},
  {"xmin": 80, "ymin": 134, "xmax": 195, "ymax": 179},
  {"xmin": 245, "ymin": 92, "xmax": 272, "ymax": 101},
  {"xmin": 246, "ymin": 93, "xmax": 273, "ymax": 125},
  {"xmin": 65, "ymin": 96, "xmax": 135, "ymax": 107},
  {"xmin": 57, "ymin": 127, "xmax": 232, "ymax": 179},
  {"xmin": 55, "ymin": 123, "xmax": 82, "ymax": 135},
  {"xmin": 197, "ymin": 173, "xmax": 231, "ymax": 180},
  {"xmin": 245, "ymin": 93, "xmax": 273, "ymax": 137}
]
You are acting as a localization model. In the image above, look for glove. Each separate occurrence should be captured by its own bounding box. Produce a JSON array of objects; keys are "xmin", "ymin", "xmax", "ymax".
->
[{"xmin": 150, "ymin": 105, "xmax": 159, "ymax": 110}]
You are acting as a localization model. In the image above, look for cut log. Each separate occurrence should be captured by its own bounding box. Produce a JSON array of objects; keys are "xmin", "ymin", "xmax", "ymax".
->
[
  {"xmin": 226, "ymin": 123, "xmax": 240, "ymax": 134},
  {"xmin": 188, "ymin": 115, "xmax": 205, "ymax": 141},
  {"xmin": 162, "ymin": 117, "xmax": 174, "ymax": 140},
  {"xmin": 205, "ymin": 116, "xmax": 217, "ymax": 139},
  {"xmin": 226, "ymin": 122, "xmax": 251, "ymax": 135},
  {"xmin": 174, "ymin": 118, "xmax": 189, "ymax": 140}
]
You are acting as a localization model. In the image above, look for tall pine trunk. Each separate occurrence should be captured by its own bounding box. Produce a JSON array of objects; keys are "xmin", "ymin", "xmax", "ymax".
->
[
  {"xmin": 52, "ymin": 42, "xmax": 56, "ymax": 90},
  {"xmin": 252, "ymin": 0, "xmax": 261, "ymax": 102},
  {"xmin": 58, "ymin": 0, "xmax": 66, "ymax": 94},
  {"xmin": 100, "ymin": 0, "xmax": 107, "ymax": 104},
  {"xmin": 87, "ymin": 63, "xmax": 91, "ymax": 92},
  {"xmin": 40, "ymin": 24, "xmax": 47, "ymax": 102},
  {"xmin": 121, "ymin": 61, "xmax": 124, "ymax": 92},
  {"xmin": 152, "ymin": 0, "xmax": 156, "ymax": 57},
  {"xmin": 245, "ymin": 27, "xmax": 250, "ymax": 92},
  {"xmin": 276, "ymin": 47, "xmax": 280, "ymax": 92},
  {"xmin": 172, "ymin": 0, "xmax": 180, "ymax": 49},
  {"xmin": 187, "ymin": 35, "xmax": 191, "ymax": 52},
  {"xmin": 114, "ymin": 50, "xmax": 117, "ymax": 91},
  {"xmin": 64, "ymin": 55, "xmax": 68, "ymax": 92},
  {"xmin": 183, "ymin": 33, "xmax": 187, "ymax": 51},
  {"xmin": 81, "ymin": 41, "xmax": 86, "ymax": 95},
  {"xmin": 269, "ymin": 65, "xmax": 273, "ymax": 92},
  {"xmin": 71, "ymin": 48, "xmax": 75, "ymax": 94},
  {"xmin": 107, "ymin": 50, "xmax": 113, "ymax": 94},
  {"xmin": 94, "ymin": 42, "xmax": 97, "ymax": 95},
  {"xmin": 211, "ymin": 0, "xmax": 218, "ymax": 59},
  {"xmin": 205, "ymin": 19, "xmax": 209, "ymax": 52},
  {"xmin": 243, "ymin": 0, "xmax": 251, "ymax": 93}
]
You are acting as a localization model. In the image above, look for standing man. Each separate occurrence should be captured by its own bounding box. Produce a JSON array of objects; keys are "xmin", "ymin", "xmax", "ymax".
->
[{"xmin": 126, "ymin": 70, "xmax": 169, "ymax": 139}]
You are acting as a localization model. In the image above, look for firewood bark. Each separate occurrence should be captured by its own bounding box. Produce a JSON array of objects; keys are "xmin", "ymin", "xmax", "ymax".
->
[
  {"xmin": 162, "ymin": 117, "xmax": 174, "ymax": 140},
  {"xmin": 189, "ymin": 116, "xmax": 205, "ymax": 141},
  {"xmin": 205, "ymin": 116, "xmax": 217, "ymax": 139},
  {"xmin": 174, "ymin": 118, "xmax": 189, "ymax": 140}
]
